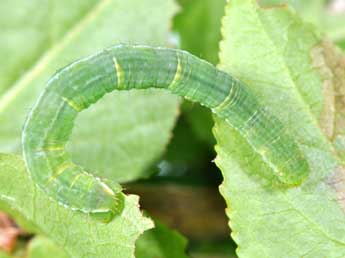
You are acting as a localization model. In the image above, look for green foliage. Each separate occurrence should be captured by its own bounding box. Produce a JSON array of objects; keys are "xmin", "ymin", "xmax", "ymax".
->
[
  {"xmin": 24, "ymin": 220, "xmax": 188, "ymax": 258},
  {"xmin": 188, "ymin": 240, "xmax": 237, "ymax": 258},
  {"xmin": 0, "ymin": 0, "xmax": 188, "ymax": 257},
  {"xmin": 174, "ymin": 0, "xmax": 225, "ymax": 64},
  {"xmin": 1, "ymin": 223, "xmax": 191, "ymax": 258},
  {"xmin": 136, "ymin": 219, "xmax": 189, "ymax": 258},
  {"xmin": 1, "ymin": 0, "xmax": 345, "ymax": 257},
  {"xmin": 215, "ymin": 0, "xmax": 345, "ymax": 257},
  {"xmin": 171, "ymin": 0, "xmax": 226, "ymax": 161},
  {"xmin": 259, "ymin": 0, "xmax": 345, "ymax": 43}
]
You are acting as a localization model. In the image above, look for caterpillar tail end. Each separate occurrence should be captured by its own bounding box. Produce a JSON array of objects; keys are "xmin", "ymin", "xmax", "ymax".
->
[
  {"xmin": 90, "ymin": 192, "xmax": 125, "ymax": 223},
  {"xmin": 89, "ymin": 178, "xmax": 125, "ymax": 223},
  {"xmin": 275, "ymin": 158, "xmax": 310, "ymax": 187}
]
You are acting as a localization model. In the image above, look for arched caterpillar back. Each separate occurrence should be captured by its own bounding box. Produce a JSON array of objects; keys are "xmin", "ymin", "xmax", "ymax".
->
[{"xmin": 22, "ymin": 45, "xmax": 309, "ymax": 222}]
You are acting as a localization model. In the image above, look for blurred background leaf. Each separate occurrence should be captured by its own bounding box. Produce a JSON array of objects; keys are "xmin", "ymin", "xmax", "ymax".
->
[
  {"xmin": 0, "ymin": 251, "xmax": 11, "ymax": 258},
  {"xmin": 174, "ymin": 0, "xmax": 225, "ymax": 64},
  {"xmin": 136, "ymin": 219, "xmax": 189, "ymax": 258}
]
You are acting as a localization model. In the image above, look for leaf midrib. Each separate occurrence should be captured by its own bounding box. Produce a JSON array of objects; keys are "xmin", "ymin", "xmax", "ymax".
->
[{"xmin": 255, "ymin": 4, "xmax": 327, "ymax": 145}]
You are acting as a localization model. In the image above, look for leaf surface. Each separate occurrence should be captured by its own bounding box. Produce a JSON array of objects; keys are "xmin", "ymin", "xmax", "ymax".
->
[
  {"xmin": 136, "ymin": 219, "xmax": 189, "ymax": 258},
  {"xmin": 27, "ymin": 237, "xmax": 69, "ymax": 258},
  {"xmin": 0, "ymin": 0, "xmax": 180, "ymax": 183},
  {"xmin": 259, "ymin": 0, "xmax": 345, "ymax": 42},
  {"xmin": 214, "ymin": 1, "xmax": 345, "ymax": 257},
  {"xmin": 26, "ymin": 230, "xmax": 189, "ymax": 258}
]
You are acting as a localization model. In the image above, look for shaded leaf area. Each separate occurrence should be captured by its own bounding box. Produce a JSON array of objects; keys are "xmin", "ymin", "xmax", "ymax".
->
[
  {"xmin": 214, "ymin": 0, "xmax": 345, "ymax": 257},
  {"xmin": 174, "ymin": 0, "xmax": 226, "ymax": 64},
  {"xmin": 168, "ymin": 0, "xmax": 226, "ymax": 182},
  {"xmin": 0, "ymin": 0, "xmax": 180, "ymax": 183},
  {"xmin": 136, "ymin": 219, "xmax": 189, "ymax": 258},
  {"xmin": 0, "ymin": 154, "xmax": 153, "ymax": 258},
  {"xmin": 188, "ymin": 240, "xmax": 237, "ymax": 258},
  {"xmin": 156, "ymin": 113, "xmax": 221, "ymax": 185},
  {"xmin": 172, "ymin": 0, "xmax": 226, "ymax": 149},
  {"xmin": 159, "ymin": 0, "xmax": 226, "ymax": 183},
  {"xmin": 181, "ymin": 102, "xmax": 216, "ymax": 148},
  {"xmin": 259, "ymin": 0, "xmax": 345, "ymax": 43},
  {"xmin": 126, "ymin": 183, "xmax": 229, "ymax": 240}
]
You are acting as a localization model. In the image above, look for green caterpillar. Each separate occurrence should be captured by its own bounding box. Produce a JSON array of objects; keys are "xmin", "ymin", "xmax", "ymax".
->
[{"xmin": 22, "ymin": 45, "xmax": 309, "ymax": 222}]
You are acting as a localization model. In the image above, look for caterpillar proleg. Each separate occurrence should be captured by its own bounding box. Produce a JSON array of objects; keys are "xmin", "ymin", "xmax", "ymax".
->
[{"xmin": 22, "ymin": 45, "xmax": 309, "ymax": 222}]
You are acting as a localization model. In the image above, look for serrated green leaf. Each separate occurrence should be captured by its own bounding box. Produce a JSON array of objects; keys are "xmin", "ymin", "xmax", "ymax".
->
[
  {"xmin": 0, "ymin": 153, "xmax": 153, "ymax": 258},
  {"xmin": 214, "ymin": 0, "xmax": 345, "ymax": 257},
  {"xmin": 23, "ymin": 219, "xmax": 190, "ymax": 258},
  {"xmin": 0, "ymin": 0, "xmax": 180, "ymax": 183}
]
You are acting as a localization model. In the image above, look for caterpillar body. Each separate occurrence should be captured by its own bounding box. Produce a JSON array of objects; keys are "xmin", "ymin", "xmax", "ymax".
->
[{"xmin": 22, "ymin": 45, "xmax": 309, "ymax": 222}]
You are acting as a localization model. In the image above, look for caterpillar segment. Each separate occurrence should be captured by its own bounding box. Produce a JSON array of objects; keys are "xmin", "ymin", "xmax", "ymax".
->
[{"xmin": 22, "ymin": 45, "xmax": 309, "ymax": 222}]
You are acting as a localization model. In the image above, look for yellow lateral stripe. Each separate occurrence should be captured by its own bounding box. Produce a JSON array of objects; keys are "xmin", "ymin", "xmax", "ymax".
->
[
  {"xmin": 55, "ymin": 162, "xmax": 75, "ymax": 176},
  {"xmin": 62, "ymin": 96, "xmax": 82, "ymax": 112},
  {"xmin": 42, "ymin": 146, "xmax": 64, "ymax": 151},
  {"xmin": 70, "ymin": 173, "xmax": 83, "ymax": 188},
  {"xmin": 212, "ymin": 80, "xmax": 237, "ymax": 113},
  {"xmin": 169, "ymin": 56, "xmax": 182, "ymax": 89},
  {"xmin": 100, "ymin": 182, "xmax": 115, "ymax": 196},
  {"xmin": 45, "ymin": 176, "xmax": 56, "ymax": 187},
  {"xmin": 113, "ymin": 57, "xmax": 124, "ymax": 88},
  {"xmin": 86, "ymin": 178, "xmax": 94, "ymax": 191},
  {"xmin": 45, "ymin": 162, "xmax": 76, "ymax": 187}
]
